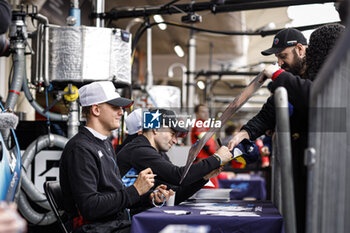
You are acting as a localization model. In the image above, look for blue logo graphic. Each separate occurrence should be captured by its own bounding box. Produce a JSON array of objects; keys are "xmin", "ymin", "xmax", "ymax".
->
[
  {"xmin": 274, "ymin": 38, "xmax": 279, "ymax": 45},
  {"xmin": 143, "ymin": 110, "xmax": 162, "ymax": 129}
]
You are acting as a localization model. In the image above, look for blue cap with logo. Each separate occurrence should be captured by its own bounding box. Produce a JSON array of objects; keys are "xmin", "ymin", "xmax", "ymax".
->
[{"xmin": 232, "ymin": 139, "xmax": 260, "ymax": 165}]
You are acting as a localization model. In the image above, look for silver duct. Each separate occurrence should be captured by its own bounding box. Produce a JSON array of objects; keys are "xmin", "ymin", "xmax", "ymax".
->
[{"xmin": 18, "ymin": 134, "xmax": 68, "ymax": 224}]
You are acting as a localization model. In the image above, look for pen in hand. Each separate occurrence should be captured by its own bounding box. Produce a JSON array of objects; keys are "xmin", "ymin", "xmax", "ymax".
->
[{"xmin": 125, "ymin": 174, "xmax": 157, "ymax": 178}]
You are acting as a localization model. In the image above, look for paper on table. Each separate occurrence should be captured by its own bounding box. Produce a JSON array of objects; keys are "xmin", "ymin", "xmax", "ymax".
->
[
  {"xmin": 160, "ymin": 225, "xmax": 210, "ymax": 233},
  {"xmin": 164, "ymin": 210, "xmax": 191, "ymax": 215},
  {"xmin": 192, "ymin": 189, "xmax": 232, "ymax": 199},
  {"xmin": 200, "ymin": 211, "xmax": 260, "ymax": 217},
  {"xmin": 184, "ymin": 203, "xmax": 215, "ymax": 207},
  {"xmin": 203, "ymin": 179, "xmax": 215, "ymax": 187},
  {"xmin": 193, "ymin": 206, "xmax": 254, "ymax": 212}
]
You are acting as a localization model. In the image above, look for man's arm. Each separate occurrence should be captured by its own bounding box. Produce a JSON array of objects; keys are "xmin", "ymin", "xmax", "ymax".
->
[
  {"xmin": 174, "ymin": 179, "xmax": 208, "ymax": 205},
  {"xmin": 265, "ymin": 66, "xmax": 312, "ymax": 107},
  {"xmin": 242, "ymin": 96, "xmax": 276, "ymax": 140},
  {"xmin": 128, "ymin": 147, "xmax": 221, "ymax": 186},
  {"xmin": 227, "ymin": 96, "xmax": 275, "ymax": 150},
  {"xmin": 228, "ymin": 67, "xmax": 311, "ymax": 150},
  {"xmin": 153, "ymin": 176, "xmax": 207, "ymax": 205}
]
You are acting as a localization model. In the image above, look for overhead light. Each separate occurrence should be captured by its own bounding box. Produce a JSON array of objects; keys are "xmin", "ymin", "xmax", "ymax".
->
[
  {"xmin": 197, "ymin": 80, "xmax": 205, "ymax": 90},
  {"xmin": 153, "ymin": 14, "xmax": 167, "ymax": 30},
  {"xmin": 174, "ymin": 44, "xmax": 185, "ymax": 57}
]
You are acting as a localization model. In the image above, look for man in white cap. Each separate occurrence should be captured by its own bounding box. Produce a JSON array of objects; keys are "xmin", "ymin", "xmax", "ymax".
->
[
  {"xmin": 125, "ymin": 108, "xmax": 143, "ymax": 135},
  {"xmin": 115, "ymin": 108, "xmax": 143, "ymax": 153},
  {"xmin": 60, "ymin": 81, "xmax": 173, "ymax": 233}
]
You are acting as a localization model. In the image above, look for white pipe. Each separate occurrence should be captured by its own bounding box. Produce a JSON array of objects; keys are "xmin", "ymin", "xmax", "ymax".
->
[
  {"xmin": 188, "ymin": 36, "xmax": 196, "ymax": 111},
  {"xmin": 67, "ymin": 100, "xmax": 80, "ymax": 138},
  {"xmin": 72, "ymin": 0, "xmax": 79, "ymax": 8},
  {"xmin": 34, "ymin": 14, "xmax": 49, "ymax": 87},
  {"xmin": 168, "ymin": 63, "xmax": 187, "ymax": 109},
  {"xmin": 126, "ymin": 18, "xmax": 143, "ymax": 32},
  {"xmin": 44, "ymin": 23, "xmax": 49, "ymax": 86},
  {"xmin": 95, "ymin": 0, "xmax": 105, "ymax": 27},
  {"xmin": 146, "ymin": 27, "xmax": 153, "ymax": 89}
]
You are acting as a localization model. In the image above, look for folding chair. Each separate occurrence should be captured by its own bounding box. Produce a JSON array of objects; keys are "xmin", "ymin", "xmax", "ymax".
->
[{"xmin": 44, "ymin": 181, "xmax": 70, "ymax": 233}]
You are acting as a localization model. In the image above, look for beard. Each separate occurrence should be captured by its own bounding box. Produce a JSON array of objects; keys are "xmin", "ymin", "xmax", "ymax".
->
[{"xmin": 281, "ymin": 48, "xmax": 305, "ymax": 76}]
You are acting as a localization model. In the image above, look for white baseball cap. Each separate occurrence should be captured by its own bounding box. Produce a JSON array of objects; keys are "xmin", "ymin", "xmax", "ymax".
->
[
  {"xmin": 78, "ymin": 81, "xmax": 133, "ymax": 107},
  {"xmin": 125, "ymin": 108, "xmax": 143, "ymax": 135}
]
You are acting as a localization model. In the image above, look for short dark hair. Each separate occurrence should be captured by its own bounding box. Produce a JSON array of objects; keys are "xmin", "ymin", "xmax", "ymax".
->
[
  {"xmin": 147, "ymin": 108, "xmax": 188, "ymax": 134},
  {"xmin": 194, "ymin": 104, "xmax": 206, "ymax": 113},
  {"xmin": 81, "ymin": 106, "xmax": 92, "ymax": 120},
  {"xmin": 305, "ymin": 24, "xmax": 345, "ymax": 81},
  {"xmin": 225, "ymin": 125, "xmax": 237, "ymax": 136},
  {"xmin": 143, "ymin": 128, "xmax": 152, "ymax": 133}
]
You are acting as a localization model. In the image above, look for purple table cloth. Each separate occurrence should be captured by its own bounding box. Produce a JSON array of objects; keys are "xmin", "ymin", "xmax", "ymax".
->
[
  {"xmin": 218, "ymin": 175, "xmax": 266, "ymax": 200},
  {"xmin": 131, "ymin": 200, "xmax": 283, "ymax": 233}
]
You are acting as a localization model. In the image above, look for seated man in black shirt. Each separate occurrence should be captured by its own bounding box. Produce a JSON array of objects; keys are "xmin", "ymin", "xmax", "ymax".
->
[
  {"xmin": 117, "ymin": 109, "xmax": 232, "ymax": 205},
  {"xmin": 60, "ymin": 82, "xmax": 173, "ymax": 233}
]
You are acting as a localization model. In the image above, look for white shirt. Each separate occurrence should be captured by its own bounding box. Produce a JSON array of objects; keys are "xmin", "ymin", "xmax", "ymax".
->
[{"xmin": 84, "ymin": 126, "xmax": 108, "ymax": 141}]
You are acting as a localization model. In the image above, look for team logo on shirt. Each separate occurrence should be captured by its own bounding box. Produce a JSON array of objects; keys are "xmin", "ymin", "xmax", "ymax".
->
[
  {"xmin": 143, "ymin": 110, "xmax": 161, "ymax": 129},
  {"xmin": 98, "ymin": 150, "xmax": 104, "ymax": 158}
]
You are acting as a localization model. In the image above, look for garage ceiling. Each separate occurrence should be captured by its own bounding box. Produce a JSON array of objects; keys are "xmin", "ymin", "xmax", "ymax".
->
[{"xmin": 18, "ymin": 0, "xmax": 338, "ymax": 114}]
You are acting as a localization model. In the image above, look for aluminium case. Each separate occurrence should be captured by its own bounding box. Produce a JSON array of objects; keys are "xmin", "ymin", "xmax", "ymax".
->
[{"xmin": 49, "ymin": 26, "xmax": 131, "ymax": 85}]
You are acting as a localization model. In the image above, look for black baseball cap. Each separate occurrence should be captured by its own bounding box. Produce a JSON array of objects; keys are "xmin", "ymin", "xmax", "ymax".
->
[{"xmin": 261, "ymin": 28, "xmax": 307, "ymax": 56}]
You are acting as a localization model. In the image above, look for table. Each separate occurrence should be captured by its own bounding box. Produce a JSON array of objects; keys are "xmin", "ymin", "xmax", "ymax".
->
[
  {"xmin": 131, "ymin": 200, "xmax": 283, "ymax": 233},
  {"xmin": 218, "ymin": 175, "xmax": 266, "ymax": 200}
]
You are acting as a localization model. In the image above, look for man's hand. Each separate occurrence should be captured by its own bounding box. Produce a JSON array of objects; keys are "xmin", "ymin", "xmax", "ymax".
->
[
  {"xmin": 215, "ymin": 146, "xmax": 232, "ymax": 164},
  {"xmin": 228, "ymin": 130, "xmax": 249, "ymax": 151},
  {"xmin": 203, "ymin": 167, "xmax": 223, "ymax": 180},
  {"xmin": 0, "ymin": 202, "xmax": 26, "ymax": 233},
  {"xmin": 263, "ymin": 64, "xmax": 280, "ymax": 79},
  {"xmin": 150, "ymin": 185, "xmax": 174, "ymax": 204},
  {"xmin": 133, "ymin": 168, "xmax": 155, "ymax": 196}
]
